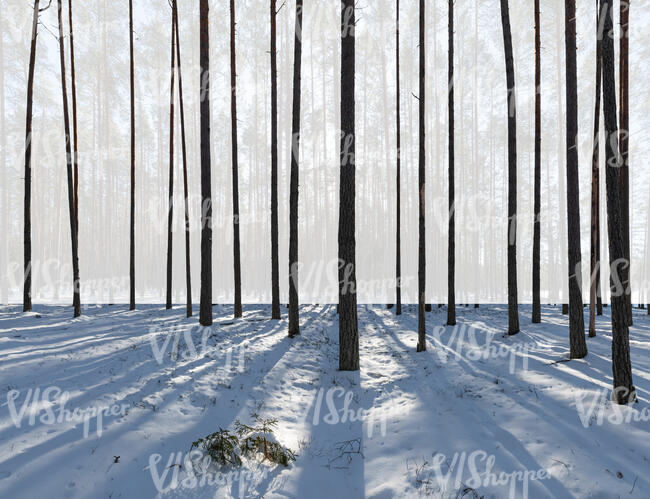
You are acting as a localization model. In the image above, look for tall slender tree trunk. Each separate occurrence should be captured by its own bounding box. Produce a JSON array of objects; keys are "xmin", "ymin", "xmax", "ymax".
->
[
  {"xmin": 600, "ymin": 0, "xmax": 635, "ymax": 404},
  {"xmin": 395, "ymin": 0, "xmax": 402, "ymax": 316},
  {"xmin": 288, "ymin": 0, "xmax": 303, "ymax": 337},
  {"xmin": 565, "ymin": 0, "xmax": 587, "ymax": 358},
  {"xmin": 68, "ymin": 0, "xmax": 79, "ymax": 239},
  {"xmin": 229, "ymin": 0, "xmax": 243, "ymax": 318},
  {"xmin": 416, "ymin": 0, "xmax": 427, "ymax": 351},
  {"xmin": 270, "ymin": 0, "xmax": 281, "ymax": 320},
  {"xmin": 173, "ymin": 0, "xmax": 192, "ymax": 317},
  {"xmin": 129, "ymin": 0, "xmax": 136, "ymax": 310},
  {"xmin": 499, "ymin": 0, "xmax": 520, "ymax": 335},
  {"xmin": 23, "ymin": 0, "xmax": 40, "ymax": 312},
  {"xmin": 339, "ymin": 0, "xmax": 359, "ymax": 369},
  {"xmin": 57, "ymin": 0, "xmax": 81, "ymax": 317},
  {"xmin": 589, "ymin": 0, "xmax": 603, "ymax": 337},
  {"xmin": 619, "ymin": 0, "xmax": 632, "ymax": 326},
  {"xmin": 447, "ymin": 0, "xmax": 456, "ymax": 327},
  {"xmin": 166, "ymin": 7, "xmax": 176, "ymax": 310},
  {"xmin": 199, "ymin": 0, "xmax": 213, "ymax": 326},
  {"xmin": 0, "ymin": 11, "xmax": 6, "ymax": 305},
  {"xmin": 532, "ymin": 0, "xmax": 542, "ymax": 324}
]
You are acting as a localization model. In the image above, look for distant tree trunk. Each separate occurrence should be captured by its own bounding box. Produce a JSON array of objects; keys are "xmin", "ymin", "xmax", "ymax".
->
[
  {"xmin": 339, "ymin": 0, "xmax": 359, "ymax": 370},
  {"xmin": 416, "ymin": 0, "xmax": 427, "ymax": 351},
  {"xmin": 229, "ymin": 0, "xmax": 242, "ymax": 318},
  {"xmin": 395, "ymin": 0, "xmax": 402, "ymax": 316},
  {"xmin": 589, "ymin": 0, "xmax": 602, "ymax": 337},
  {"xmin": 532, "ymin": 0, "xmax": 542, "ymax": 324},
  {"xmin": 68, "ymin": 0, "xmax": 79, "ymax": 238},
  {"xmin": 199, "ymin": 0, "xmax": 213, "ymax": 326},
  {"xmin": 499, "ymin": 0, "xmax": 520, "ymax": 335},
  {"xmin": 564, "ymin": 0, "xmax": 587, "ymax": 358},
  {"xmin": 57, "ymin": 0, "xmax": 81, "ymax": 317},
  {"xmin": 165, "ymin": 7, "xmax": 176, "ymax": 310},
  {"xmin": 270, "ymin": 0, "xmax": 281, "ymax": 320},
  {"xmin": 129, "ymin": 0, "xmax": 136, "ymax": 310},
  {"xmin": 23, "ymin": 0, "xmax": 40, "ymax": 312},
  {"xmin": 447, "ymin": 0, "xmax": 456, "ymax": 327},
  {"xmin": 288, "ymin": 0, "xmax": 303, "ymax": 337},
  {"xmin": 619, "ymin": 0, "xmax": 632, "ymax": 326},
  {"xmin": 173, "ymin": 0, "xmax": 192, "ymax": 317},
  {"xmin": 600, "ymin": 0, "xmax": 635, "ymax": 405},
  {"xmin": 0, "ymin": 11, "xmax": 6, "ymax": 305}
]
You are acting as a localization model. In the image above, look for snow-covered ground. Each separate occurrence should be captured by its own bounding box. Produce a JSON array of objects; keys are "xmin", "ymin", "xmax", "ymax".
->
[{"xmin": 0, "ymin": 304, "xmax": 649, "ymax": 498}]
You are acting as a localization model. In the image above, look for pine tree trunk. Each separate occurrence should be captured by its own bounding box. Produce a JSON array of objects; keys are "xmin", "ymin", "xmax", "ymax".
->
[
  {"xmin": 339, "ymin": 0, "xmax": 359, "ymax": 369},
  {"xmin": 68, "ymin": 0, "xmax": 79, "ymax": 239},
  {"xmin": 199, "ymin": 0, "xmax": 213, "ymax": 326},
  {"xmin": 447, "ymin": 0, "xmax": 456, "ymax": 327},
  {"xmin": 57, "ymin": 0, "xmax": 81, "ymax": 317},
  {"xmin": 288, "ymin": 0, "xmax": 303, "ymax": 337},
  {"xmin": 23, "ymin": 0, "xmax": 40, "ymax": 312},
  {"xmin": 173, "ymin": 0, "xmax": 192, "ymax": 318},
  {"xmin": 270, "ymin": 0, "xmax": 281, "ymax": 320},
  {"xmin": 499, "ymin": 0, "xmax": 520, "ymax": 335},
  {"xmin": 589, "ymin": 0, "xmax": 602, "ymax": 337},
  {"xmin": 395, "ymin": 0, "xmax": 402, "ymax": 317},
  {"xmin": 166, "ymin": 8, "xmax": 176, "ymax": 310},
  {"xmin": 600, "ymin": 0, "xmax": 635, "ymax": 404},
  {"xmin": 565, "ymin": 0, "xmax": 587, "ymax": 358},
  {"xmin": 417, "ymin": 0, "xmax": 427, "ymax": 351},
  {"xmin": 532, "ymin": 0, "xmax": 542, "ymax": 324},
  {"xmin": 229, "ymin": 0, "xmax": 242, "ymax": 318},
  {"xmin": 129, "ymin": 0, "xmax": 136, "ymax": 310}
]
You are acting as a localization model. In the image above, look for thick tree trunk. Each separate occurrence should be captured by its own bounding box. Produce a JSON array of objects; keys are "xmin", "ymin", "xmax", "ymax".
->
[
  {"xmin": 173, "ymin": 0, "xmax": 192, "ymax": 317},
  {"xmin": 270, "ymin": 0, "xmax": 281, "ymax": 320},
  {"xmin": 166, "ymin": 8, "xmax": 176, "ymax": 310},
  {"xmin": 589, "ymin": 0, "xmax": 602, "ymax": 337},
  {"xmin": 395, "ymin": 0, "xmax": 402, "ymax": 316},
  {"xmin": 288, "ymin": 0, "xmax": 303, "ymax": 337},
  {"xmin": 565, "ymin": 0, "xmax": 587, "ymax": 358},
  {"xmin": 199, "ymin": 0, "xmax": 213, "ymax": 326},
  {"xmin": 600, "ymin": 0, "xmax": 635, "ymax": 404},
  {"xmin": 129, "ymin": 0, "xmax": 136, "ymax": 310},
  {"xmin": 416, "ymin": 0, "xmax": 427, "ymax": 351},
  {"xmin": 532, "ymin": 0, "xmax": 542, "ymax": 324},
  {"xmin": 339, "ymin": 0, "xmax": 359, "ymax": 369},
  {"xmin": 229, "ymin": 0, "xmax": 243, "ymax": 319},
  {"xmin": 23, "ymin": 0, "xmax": 40, "ymax": 312},
  {"xmin": 57, "ymin": 0, "xmax": 81, "ymax": 317},
  {"xmin": 499, "ymin": 0, "xmax": 520, "ymax": 335},
  {"xmin": 447, "ymin": 0, "xmax": 456, "ymax": 327}
]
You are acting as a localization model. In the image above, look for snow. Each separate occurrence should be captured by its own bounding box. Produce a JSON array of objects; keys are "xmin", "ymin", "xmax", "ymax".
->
[{"xmin": 1, "ymin": 304, "xmax": 649, "ymax": 498}]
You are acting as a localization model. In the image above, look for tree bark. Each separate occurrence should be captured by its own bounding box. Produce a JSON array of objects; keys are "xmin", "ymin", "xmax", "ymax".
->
[
  {"xmin": 565, "ymin": 0, "xmax": 587, "ymax": 358},
  {"xmin": 199, "ymin": 0, "xmax": 213, "ymax": 326},
  {"xmin": 270, "ymin": 0, "xmax": 281, "ymax": 320},
  {"xmin": 447, "ymin": 0, "xmax": 456, "ymax": 327},
  {"xmin": 589, "ymin": 0, "xmax": 602, "ymax": 337},
  {"xmin": 229, "ymin": 0, "xmax": 242, "ymax": 319},
  {"xmin": 23, "ymin": 0, "xmax": 40, "ymax": 312},
  {"xmin": 129, "ymin": 0, "xmax": 136, "ymax": 310},
  {"xmin": 166, "ymin": 6, "xmax": 176, "ymax": 310},
  {"xmin": 57, "ymin": 0, "xmax": 81, "ymax": 317},
  {"xmin": 600, "ymin": 0, "xmax": 635, "ymax": 404},
  {"xmin": 288, "ymin": 0, "xmax": 303, "ymax": 337},
  {"xmin": 173, "ymin": 0, "xmax": 192, "ymax": 317},
  {"xmin": 499, "ymin": 0, "xmax": 520, "ymax": 335},
  {"xmin": 416, "ymin": 0, "xmax": 427, "ymax": 351},
  {"xmin": 532, "ymin": 0, "xmax": 542, "ymax": 324},
  {"xmin": 339, "ymin": 0, "xmax": 359, "ymax": 369},
  {"xmin": 395, "ymin": 0, "xmax": 402, "ymax": 316},
  {"xmin": 68, "ymin": 0, "xmax": 79, "ymax": 239}
]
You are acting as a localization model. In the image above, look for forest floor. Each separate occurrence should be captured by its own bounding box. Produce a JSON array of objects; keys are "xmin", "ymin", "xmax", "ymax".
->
[{"xmin": 0, "ymin": 303, "xmax": 649, "ymax": 499}]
